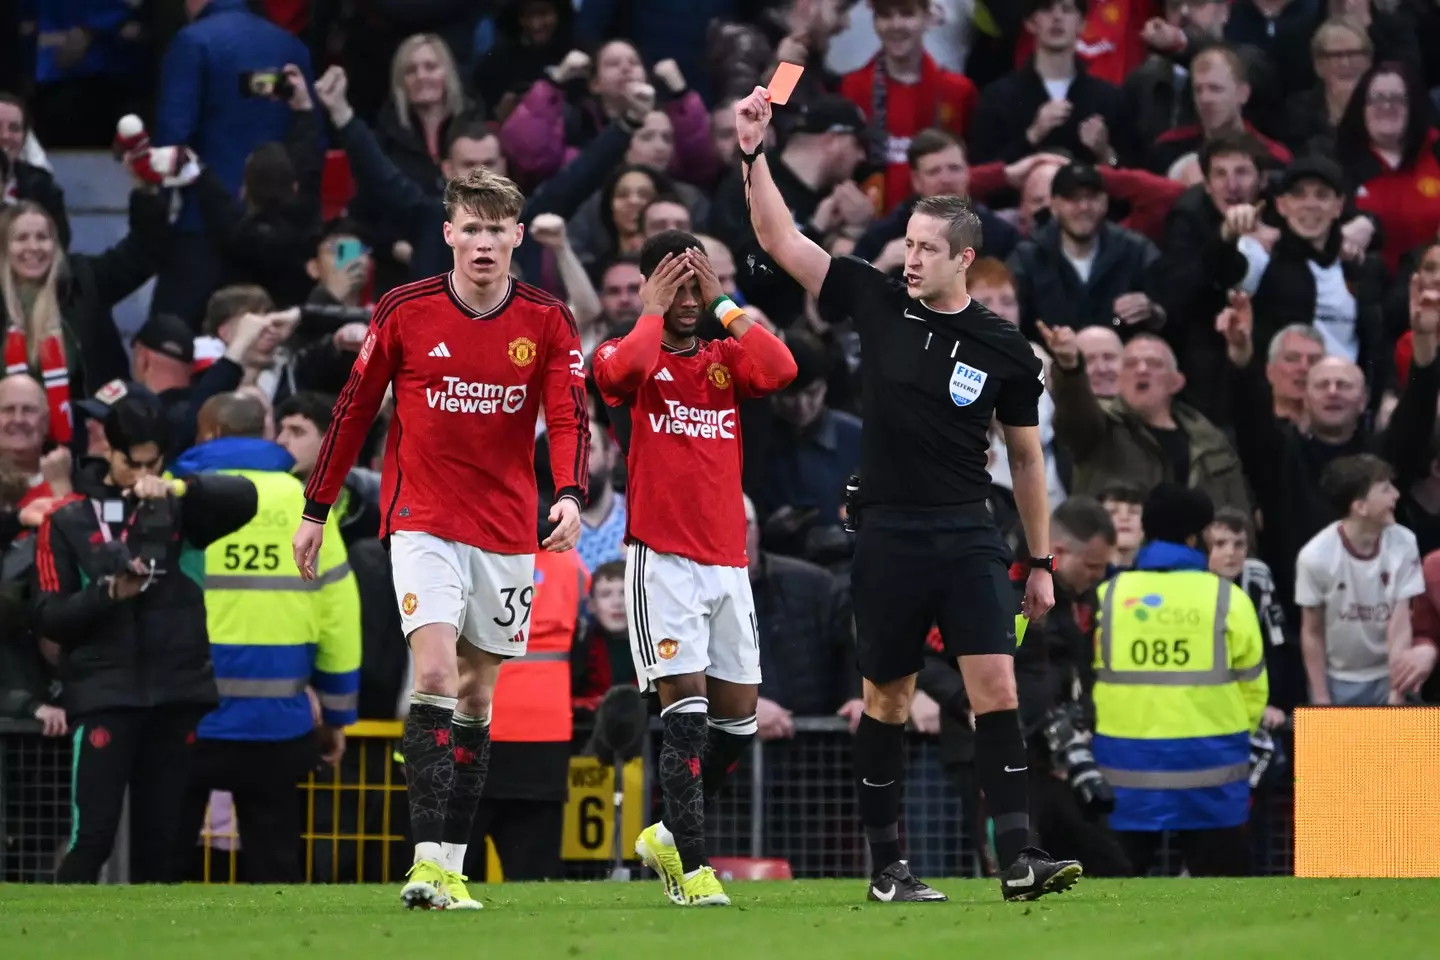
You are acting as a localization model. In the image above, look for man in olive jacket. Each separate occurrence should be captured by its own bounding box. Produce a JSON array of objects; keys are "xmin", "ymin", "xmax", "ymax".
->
[
  {"xmin": 1039, "ymin": 322, "xmax": 1250, "ymax": 514},
  {"xmin": 33, "ymin": 395, "xmax": 257, "ymax": 883}
]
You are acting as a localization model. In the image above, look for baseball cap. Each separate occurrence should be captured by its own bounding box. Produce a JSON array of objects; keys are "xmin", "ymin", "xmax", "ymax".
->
[
  {"xmin": 75, "ymin": 378, "xmax": 159, "ymax": 421},
  {"xmin": 1277, "ymin": 155, "xmax": 1345, "ymax": 196},
  {"xmin": 132, "ymin": 313, "xmax": 196, "ymax": 364},
  {"xmin": 1051, "ymin": 162, "xmax": 1106, "ymax": 199},
  {"xmin": 792, "ymin": 96, "xmax": 866, "ymax": 138}
]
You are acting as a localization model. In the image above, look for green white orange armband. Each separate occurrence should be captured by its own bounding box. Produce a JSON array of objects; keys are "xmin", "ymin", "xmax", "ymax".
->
[{"xmin": 710, "ymin": 296, "xmax": 744, "ymax": 328}]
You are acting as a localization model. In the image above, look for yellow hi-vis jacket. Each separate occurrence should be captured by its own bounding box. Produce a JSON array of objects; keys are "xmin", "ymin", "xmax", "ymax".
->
[
  {"xmin": 198, "ymin": 467, "xmax": 361, "ymax": 741},
  {"xmin": 1092, "ymin": 567, "xmax": 1268, "ymax": 831}
]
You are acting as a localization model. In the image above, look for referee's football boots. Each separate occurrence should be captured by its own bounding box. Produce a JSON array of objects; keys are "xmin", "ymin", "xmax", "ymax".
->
[
  {"xmin": 999, "ymin": 847, "xmax": 1083, "ymax": 902},
  {"xmin": 867, "ymin": 861, "xmax": 948, "ymax": 902}
]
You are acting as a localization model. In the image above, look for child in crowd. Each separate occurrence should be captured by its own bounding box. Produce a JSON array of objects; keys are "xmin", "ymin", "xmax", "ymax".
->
[
  {"xmin": 1296, "ymin": 455, "xmax": 1425, "ymax": 706},
  {"xmin": 1098, "ymin": 481, "xmax": 1145, "ymax": 573}
]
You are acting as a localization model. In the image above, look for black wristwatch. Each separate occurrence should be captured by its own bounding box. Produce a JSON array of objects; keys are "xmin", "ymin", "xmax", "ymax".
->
[{"xmin": 1028, "ymin": 555, "xmax": 1056, "ymax": 573}]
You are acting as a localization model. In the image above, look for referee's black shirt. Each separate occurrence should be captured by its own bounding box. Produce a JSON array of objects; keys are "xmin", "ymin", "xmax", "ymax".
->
[{"xmin": 818, "ymin": 256, "xmax": 1043, "ymax": 510}]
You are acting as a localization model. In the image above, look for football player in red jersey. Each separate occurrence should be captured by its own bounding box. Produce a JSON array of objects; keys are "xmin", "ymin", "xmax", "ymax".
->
[
  {"xmin": 592, "ymin": 232, "xmax": 796, "ymax": 905},
  {"xmin": 291, "ymin": 169, "xmax": 590, "ymax": 911}
]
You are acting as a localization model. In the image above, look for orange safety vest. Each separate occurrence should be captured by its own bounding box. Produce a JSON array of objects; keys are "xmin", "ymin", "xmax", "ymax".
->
[{"xmin": 490, "ymin": 550, "xmax": 590, "ymax": 742}]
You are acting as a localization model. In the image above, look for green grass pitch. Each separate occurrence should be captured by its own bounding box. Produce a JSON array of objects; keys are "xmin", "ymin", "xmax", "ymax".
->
[{"xmin": 2, "ymin": 878, "xmax": 1438, "ymax": 959}]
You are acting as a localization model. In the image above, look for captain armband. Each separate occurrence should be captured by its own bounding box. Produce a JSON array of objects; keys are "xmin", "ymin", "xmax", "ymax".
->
[{"xmin": 710, "ymin": 296, "xmax": 745, "ymax": 329}]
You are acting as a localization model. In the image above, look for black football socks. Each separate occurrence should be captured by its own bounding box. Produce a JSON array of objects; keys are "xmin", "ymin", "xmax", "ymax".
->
[
  {"xmin": 659, "ymin": 697, "xmax": 710, "ymax": 873},
  {"xmin": 439, "ymin": 711, "xmax": 492, "ymax": 873},
  {"xmin": 974, "ymin": 708, "xmax": 1031, "ymax": 870},
  {"xmin": 702, "ymin": 714, "xmax": 756, "ymax": 803},
  {"xmin": 854, "ymin": 712, "xmax": 906, "ymax": 876},
  {"xmin": 402, "ymin": 693, "xmax": 457, "ymax": 866}
]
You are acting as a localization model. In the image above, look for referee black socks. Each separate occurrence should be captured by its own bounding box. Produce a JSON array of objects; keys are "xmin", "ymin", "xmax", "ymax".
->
[
  {"xmin": 974, "ymin": 708, "xmax": 1031, "ymax": 871},
  {"xmin": 659, "ymin": 697, "xmax": 710, "ymax": 873},
  {"xmin": 854, "ymin": 712, "xmax": 906, "ymax": 876}
]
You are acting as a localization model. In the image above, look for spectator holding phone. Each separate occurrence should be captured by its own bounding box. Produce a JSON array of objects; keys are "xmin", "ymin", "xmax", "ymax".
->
[
  {"xmin": 282, "ymin": 220, "xmax": 374, "ymax": 398},
  {"xmin": 150, "ymin": 0, "xmax": 315, "ymax": 323},
  {"xmin": 191, "ymin": 64, "xmax": 324, "ymax": 310}
]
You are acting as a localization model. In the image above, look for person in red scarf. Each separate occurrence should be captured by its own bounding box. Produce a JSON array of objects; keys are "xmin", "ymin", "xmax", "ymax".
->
[
  {"xmin": 0, "ymin": 171, "xmax": 170, "ymax": 446},
  {"xmin": 839, "ymin": 0, "xmax": 978, "ymax": 214},
  {"xmin": 1337, "ymin": 63, "xmax": 1440, "ymax": 274}
]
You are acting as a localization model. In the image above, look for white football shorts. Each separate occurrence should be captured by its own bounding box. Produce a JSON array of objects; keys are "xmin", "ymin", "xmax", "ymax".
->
[
  {"xmin": 624, "ymin": 541, "xmax": 761, "ymax": 693},
  {"xmin": 389, "ymin": 530, "xmax": 535, "ymax": 657}
]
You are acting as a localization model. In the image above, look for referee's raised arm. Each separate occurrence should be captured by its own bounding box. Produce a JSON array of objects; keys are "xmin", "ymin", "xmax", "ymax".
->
[{"xmin": 735, "ymin": 87, "xmax": 833, "ymax": 299}]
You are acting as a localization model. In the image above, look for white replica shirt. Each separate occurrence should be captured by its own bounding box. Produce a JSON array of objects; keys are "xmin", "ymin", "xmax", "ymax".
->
[{"xmin": 1294, "ymin": 522, "xmax": 1425, "ymax": 682}]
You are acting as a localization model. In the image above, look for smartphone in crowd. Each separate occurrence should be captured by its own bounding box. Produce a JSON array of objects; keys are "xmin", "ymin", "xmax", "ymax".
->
[
  {"xmin": 238, "ymin": 70, "xmax": 295, "ymax": 100},
  {"xmin": 334, "ymin": 238, "xmax": 367, "ymax": 270}
]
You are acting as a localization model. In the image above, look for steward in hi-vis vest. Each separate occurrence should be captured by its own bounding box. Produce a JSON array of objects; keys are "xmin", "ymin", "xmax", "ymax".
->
[
  {"xmin": 168, "ymin": 394, "xmax": 360, "ymax": 883},
  {"xmin": 1091, "ymin": 484, "xmax": 1266, "ymax": 877}
]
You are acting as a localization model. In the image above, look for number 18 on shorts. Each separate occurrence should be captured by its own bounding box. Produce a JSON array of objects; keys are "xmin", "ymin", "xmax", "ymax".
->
[
  {"xmin": 390, "ymin": 530, "xmax": 537, "ymax": 656},
  {"xmin": 623, "ymin": 542, "xmax": 762, "ymax": 693}
]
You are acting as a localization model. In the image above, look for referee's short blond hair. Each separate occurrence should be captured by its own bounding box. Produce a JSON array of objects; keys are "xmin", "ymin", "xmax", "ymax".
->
[{"xmin": 444, "ymin": 168, "xmax": 525, "ymax": 223}]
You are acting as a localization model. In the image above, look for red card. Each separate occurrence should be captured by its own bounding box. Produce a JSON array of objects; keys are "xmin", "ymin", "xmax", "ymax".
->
[{"xmin": 767, "ymin": 62, "xmax": 804, "ymax": 106}]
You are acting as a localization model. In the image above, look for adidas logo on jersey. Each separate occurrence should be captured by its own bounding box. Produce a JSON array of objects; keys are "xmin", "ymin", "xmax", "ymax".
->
[
  {"xmin": 429, "ymin": 342, "xmax": 452, "ymax": 358},
  {"xmin": 654, "ymin": 368, "xmax": 675, "ymax": 382}
]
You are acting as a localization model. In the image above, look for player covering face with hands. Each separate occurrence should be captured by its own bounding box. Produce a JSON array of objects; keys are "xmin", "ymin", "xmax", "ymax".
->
[
  {"xmin": 292, "ymin": 168, "xmax": 589, "ymax": 911},
  {"xmin": 592, "ymin": 232, "xmax": 797, "ymax": 906},
  {"xmin": 733, "ymin": 85, "xmax": 1080, "ymax": 902}
]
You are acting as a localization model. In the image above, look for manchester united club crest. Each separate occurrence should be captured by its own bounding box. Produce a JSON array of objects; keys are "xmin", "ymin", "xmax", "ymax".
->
[
  {"xmin": 508, "ymin": 336, "xmax": 537, "ymax": 367},
  {"xmin": 89, "ymin": 727, "xmax": 111, "ymax": 749},
  {"xmin": 657, "ymin": 638, "xmax": 680, "ymax": 660},
  {"xmin": 1419, "ymin": 177, "xmax": 1440, "ymax": 199},
  {"xmin": 707, "ymin": 362, "xmax": 731, "ymax": 389},
  {"xmin": 402, "ymin": 592, "xmax": 418, "ymax": 615}
]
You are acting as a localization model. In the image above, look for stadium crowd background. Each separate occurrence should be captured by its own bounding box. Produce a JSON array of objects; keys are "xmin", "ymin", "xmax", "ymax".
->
[{"xmin": 2, "ymin": 0, "xmax": 1440, "ymax": 883}]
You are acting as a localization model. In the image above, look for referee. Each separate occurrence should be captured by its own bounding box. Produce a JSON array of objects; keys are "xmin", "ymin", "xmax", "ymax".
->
[{"xmin": 735, "ymin": 87, "xmax": 1082, "ymax": 903}]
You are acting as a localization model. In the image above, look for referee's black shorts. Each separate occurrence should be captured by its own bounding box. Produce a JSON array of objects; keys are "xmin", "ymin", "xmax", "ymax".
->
[{"xmin": 851, "ymin": 503, "xmax": 1018, "ymax": 685}]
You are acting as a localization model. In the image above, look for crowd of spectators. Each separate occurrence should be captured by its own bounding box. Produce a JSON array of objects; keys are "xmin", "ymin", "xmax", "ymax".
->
[{"xmin": 4, "ymin": 0, "xmax": 1440, "ymax": 879}]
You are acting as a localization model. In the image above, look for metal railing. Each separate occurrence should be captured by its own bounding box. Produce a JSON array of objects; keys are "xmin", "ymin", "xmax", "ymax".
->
[
  {"xmin": 0, "ymin": 715, "xmax": 1296, "ymax": 883},
  {"xmin": 0, "ymin": 718, "xmax": 81, "ymax": 883}
]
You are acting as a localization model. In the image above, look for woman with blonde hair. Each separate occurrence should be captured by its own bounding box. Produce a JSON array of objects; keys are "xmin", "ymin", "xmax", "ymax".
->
[
  {"xmin": 362, "ymin": 34, "xmax": 476, "ymax": 290},
  {"xmin": 0, "ymin": 180, "xmax": 170, "ymax": 445},
  {"xmin": 377, "ymin": 34, "xmax": 473, "ymax": 192}
]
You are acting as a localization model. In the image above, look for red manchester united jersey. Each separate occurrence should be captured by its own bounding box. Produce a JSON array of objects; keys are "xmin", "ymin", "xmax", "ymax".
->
[
  {"xmin": 303, "ymin": 274, "xmax": 590, "ymax": 555},
  {"xmin": 593, "ymin": 319, "xmax": 795, "ymax": 567}
]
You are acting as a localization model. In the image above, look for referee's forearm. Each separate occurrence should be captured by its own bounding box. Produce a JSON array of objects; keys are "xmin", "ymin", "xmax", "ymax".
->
[
  {"xmin": 744, "ymin": 153, "xmax": 792, "ymax": 252},
  {"xmin": 1008, "ymin": 455, "xmax": 1050, "ymax": 556}
]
